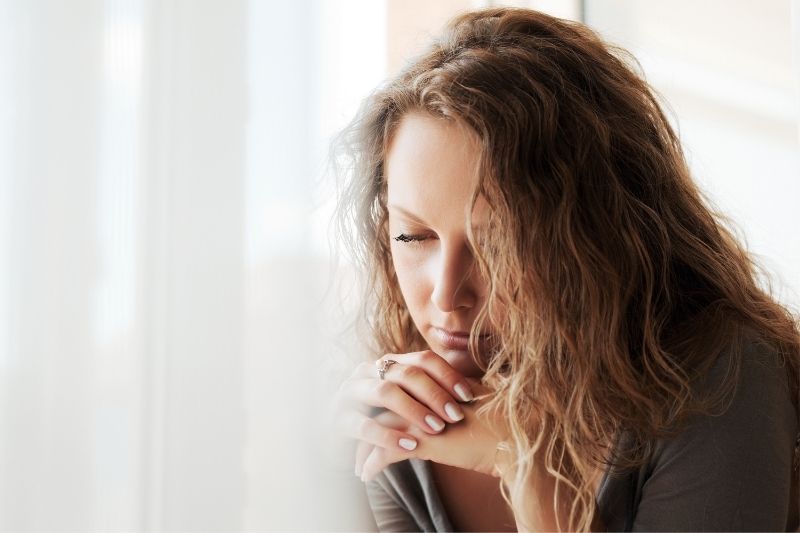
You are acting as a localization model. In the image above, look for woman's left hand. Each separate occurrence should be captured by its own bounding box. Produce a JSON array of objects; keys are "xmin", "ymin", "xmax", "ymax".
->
[{"xmin": 357, "ymin": 376, "xmax": 509, "ymax": 482}]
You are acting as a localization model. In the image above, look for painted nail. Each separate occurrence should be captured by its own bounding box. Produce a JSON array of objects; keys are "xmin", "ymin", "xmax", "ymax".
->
[
  {"xmin": 425, "ymin": 414, "xmax": 445, "ymax": 432},
  {"xmin": 454, "ymin": 383, "xmax": 474, "ymax": 402},
  {"xmin": 445, "ymin": 402, "xmax": 464, "ymax": 422},
  {"xmin": 399, "ymin": 438, "xmax": 417, "ymax": 450}
]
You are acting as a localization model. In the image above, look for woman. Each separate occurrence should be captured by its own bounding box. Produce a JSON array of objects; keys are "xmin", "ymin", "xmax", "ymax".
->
[{"xmin": 330, "ymin": 7, "xmax": 800, "ymax": 531}]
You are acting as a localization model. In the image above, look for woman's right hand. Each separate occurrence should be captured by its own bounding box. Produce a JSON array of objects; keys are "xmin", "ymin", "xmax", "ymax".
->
[{"xmin": 330, "ymin": 349, "xmax": 476, "ymax": 476}]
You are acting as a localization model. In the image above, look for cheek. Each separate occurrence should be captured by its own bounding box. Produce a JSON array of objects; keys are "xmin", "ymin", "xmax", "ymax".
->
[{"xmin": 391, "ymin": 246, "xmax": 430, "ymax": 309}]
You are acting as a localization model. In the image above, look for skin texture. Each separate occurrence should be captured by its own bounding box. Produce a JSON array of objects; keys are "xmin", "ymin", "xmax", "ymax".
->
[{"xmin": 386, "ymin": 111, "xmax": 493, "ymax": 379}]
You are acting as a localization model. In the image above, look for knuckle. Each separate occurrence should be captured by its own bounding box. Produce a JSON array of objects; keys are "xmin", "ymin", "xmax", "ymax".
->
[
  {"xmin": 417, "ymin": 350, "xmax": 436, "ymax": 364},
  {"xmin": 397, "ymin": 364, "xmax": 420, "ymax": 379},
  {"xmin": 374, "ymin": 379, "xmax": 394, "ymax": 397},
  {"xmin": 441, "ymin": 367, "xmax": 463, "ymax": 385},
  {"xmin": 430, "ymin": 388, "xmax": 453, "ymax": 408},
  {"xmin": 385, "ymin": 429, "xmax": 403, "ymax": 448}
]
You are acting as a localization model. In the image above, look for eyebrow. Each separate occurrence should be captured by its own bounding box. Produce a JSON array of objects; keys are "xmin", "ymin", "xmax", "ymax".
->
[
  {"xmin": 387, "ymin": 204, "xmax": 428, "ymax": 224},
  {"xmin": 388, "ymin": 204, "xmax": 487, "ymax": 229}
]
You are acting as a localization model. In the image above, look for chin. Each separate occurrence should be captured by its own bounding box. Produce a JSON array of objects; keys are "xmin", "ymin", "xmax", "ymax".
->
[{"xmin": 435, "ymin": 348, "xmax": 485, "ymax": 378}]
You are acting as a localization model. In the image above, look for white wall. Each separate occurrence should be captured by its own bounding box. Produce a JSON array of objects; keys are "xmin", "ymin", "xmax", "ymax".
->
[{"xmin": 585, "ymin": 0, "xmax": 800, "ymax": 309}]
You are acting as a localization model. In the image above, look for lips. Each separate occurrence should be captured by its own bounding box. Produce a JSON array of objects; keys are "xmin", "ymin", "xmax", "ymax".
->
[{"xmin": 432, "ymin": 327, "xmax": 488, "ymax": 351}]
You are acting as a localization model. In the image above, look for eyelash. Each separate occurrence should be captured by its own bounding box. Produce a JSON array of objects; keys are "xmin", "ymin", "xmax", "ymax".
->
[
  {"xmin": 393, "ymin": 233, "xmax": 429, "ymax": 245},
  {"xmin": 392, "ymin": 233, "xmax": 489, "ymax": 249}
]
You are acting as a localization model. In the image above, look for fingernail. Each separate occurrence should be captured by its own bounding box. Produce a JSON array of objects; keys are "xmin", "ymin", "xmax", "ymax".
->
[
  {"xmin": 445, "ymin": 402, "xmax": 464, "ymax": 422},
  {"xmin": 425, "ymin": 414, "xmax": 445, "ymax": 432},
  {"xmin": 355, "ymin": 463, "xmax": 362, "ymax": 477},
  {"xmin": 399, "ymin": 437, "xmax": 417, "ymax": 450},
  {"xmin": 454, "ymin": 383, "xmax": 473, "ymax": 402}
]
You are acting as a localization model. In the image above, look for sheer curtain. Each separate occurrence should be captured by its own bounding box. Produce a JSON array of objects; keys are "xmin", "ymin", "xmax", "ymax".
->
[{"xmin": 0, "ymin": 0, "xmax": 383, "ymax": 530}]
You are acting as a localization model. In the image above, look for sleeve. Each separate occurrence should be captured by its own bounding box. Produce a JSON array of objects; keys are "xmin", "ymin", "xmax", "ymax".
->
[
  {"xmin": 365, "ymin": 477, "xmax": 421, "ymax": 532},
  {"xmin": 631, "ymin": 338, "xmax": 799, "ymax": 531}
]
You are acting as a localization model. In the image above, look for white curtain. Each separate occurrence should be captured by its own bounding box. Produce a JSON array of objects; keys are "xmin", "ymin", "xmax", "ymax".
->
[{"xmin": 0, "ymin": 0, "xmax": 385, "ymax": 530}]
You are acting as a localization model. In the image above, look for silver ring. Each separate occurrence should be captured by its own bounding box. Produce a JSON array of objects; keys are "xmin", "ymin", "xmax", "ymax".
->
[{"xmin": 377, "ymin": 359, "xmax": 398, "ymax": 380}]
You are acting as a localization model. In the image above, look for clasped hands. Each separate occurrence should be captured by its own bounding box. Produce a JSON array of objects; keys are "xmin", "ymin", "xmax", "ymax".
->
[{"xmin": 331, "ymin": 349, "xmax": 511, "ymax": 483}]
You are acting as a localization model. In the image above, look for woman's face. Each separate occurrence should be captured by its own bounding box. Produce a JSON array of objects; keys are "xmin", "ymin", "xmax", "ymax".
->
[{"xmin": 386, "ymin": 111, "xmax": 493, "ymax": 378}]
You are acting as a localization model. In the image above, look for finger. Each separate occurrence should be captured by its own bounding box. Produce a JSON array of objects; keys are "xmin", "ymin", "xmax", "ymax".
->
[
  {"xmin": 371, "ymin": 357, "xmax": 468, "ymax": 423},
  {"xmin": 346, "ymin": 377, "xmax": 450, "ymax": 434},
  {"xmin": 374, "ymin": 350, "xmax": 476, "ymax": 404},
  {"xmin": 340, "ymin": 409, "xmax": 419, "ymax": 453},
  {"xmin": 361, "ymin": 445, "xmax": 399, "ymax": 484},
  {"xmin": 354, "ymin": 439, "xmax": 373, "ymax": 478}
]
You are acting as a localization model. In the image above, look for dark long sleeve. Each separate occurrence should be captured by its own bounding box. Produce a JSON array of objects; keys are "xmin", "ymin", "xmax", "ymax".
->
[{"xmin": 630, "ymin": 337, "xmax": 799, "ymax": 531}]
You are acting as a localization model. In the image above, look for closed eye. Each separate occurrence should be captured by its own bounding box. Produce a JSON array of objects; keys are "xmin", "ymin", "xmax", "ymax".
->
[{"xmin": 393, "ymin": 233, "xmax": 429, "ymax": 244}]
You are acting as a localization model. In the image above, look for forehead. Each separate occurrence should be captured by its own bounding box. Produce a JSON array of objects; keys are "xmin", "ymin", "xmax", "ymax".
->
[{"xmin": 385, "ymin": 112, "xmax": 487, "ymax": 225}]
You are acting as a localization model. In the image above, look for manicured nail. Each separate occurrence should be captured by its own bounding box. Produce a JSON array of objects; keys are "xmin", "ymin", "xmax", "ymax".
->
[
  {"xmin": 399, "ymin": 437, "xmax": 417, "ymax": 450},
  {"xmin": 454, "ymin": 383, "xmax": 473, "ymax": 402},
  {"xmin": 445, "ymin": 402, "xmax": 464, "ymax": 421},
  {"xmin": 425, "ymin": 414, "xmax": 445, "ymax": 432},
  {"xmin": 355, "ymin": 463, "xmax": 362, "ymax": 477}
]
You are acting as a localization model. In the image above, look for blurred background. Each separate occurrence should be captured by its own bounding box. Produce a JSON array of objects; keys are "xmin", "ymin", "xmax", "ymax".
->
[{"xmin": 0, "ymin": 0, "xmax": 798, "ymax": 530}]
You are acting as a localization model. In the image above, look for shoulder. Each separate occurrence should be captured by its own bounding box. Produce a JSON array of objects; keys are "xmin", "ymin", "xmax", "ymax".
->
[
  {"xmin": 655, "ymin": 333, "xmax": 799, "ymax": 480},
  {"xmin": 689, "ymin": 331, "xmax": 797, "ymax": 438},
  {"xmin": 631, "ymin": 333, "xmax": 799, "ymax": 530}
]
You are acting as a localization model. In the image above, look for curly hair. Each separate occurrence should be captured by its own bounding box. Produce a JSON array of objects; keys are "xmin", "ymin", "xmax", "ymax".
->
[{"xmin": 331, "ymin": 7, "xmax": 800, "ymax": 530}]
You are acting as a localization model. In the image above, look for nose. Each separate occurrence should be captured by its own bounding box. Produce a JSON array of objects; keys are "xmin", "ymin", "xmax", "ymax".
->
[{"xmin": 430, "ymin": 240, "xmax": 478, "ymax": 313}]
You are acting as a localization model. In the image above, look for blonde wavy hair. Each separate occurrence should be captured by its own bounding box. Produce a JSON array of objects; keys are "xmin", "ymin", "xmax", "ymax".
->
[{"xmin": 331, "ymin": 7, "xmax": 800, "ymax": 531}]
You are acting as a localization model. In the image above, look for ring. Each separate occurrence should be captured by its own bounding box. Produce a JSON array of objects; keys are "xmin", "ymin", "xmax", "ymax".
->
[{"xmin": 377, "ymin": 359, "xmax": 398, "ymax": 380}]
